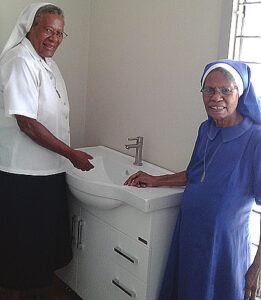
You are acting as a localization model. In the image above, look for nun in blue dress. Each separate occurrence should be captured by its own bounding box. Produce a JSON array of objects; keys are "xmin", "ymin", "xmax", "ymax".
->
[{"xmin": 125, "ymin": 59, "xmax": 261, "ymax": 300}]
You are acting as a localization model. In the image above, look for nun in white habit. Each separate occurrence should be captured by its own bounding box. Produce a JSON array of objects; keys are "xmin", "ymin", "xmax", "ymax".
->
[{"xmin": 0, "ymin": 3, "xmax": 94, "ymax": 299}]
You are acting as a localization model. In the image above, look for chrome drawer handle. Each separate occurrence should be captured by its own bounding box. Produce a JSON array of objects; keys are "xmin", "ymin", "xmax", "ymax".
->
[
  {"xmin": 71, "ymin": 215, "xmax": 78, "ymax": 245},
  {"xmin": 77, "ymin": 219, "xmax": 85, "ymax": 249},
  {"xmin": 112, "ymin": 278, "xmax": 136, "ymax": 298},
  {"xmin": 114, "ymin": 246, "xmax": 138, "ymax": 264}
]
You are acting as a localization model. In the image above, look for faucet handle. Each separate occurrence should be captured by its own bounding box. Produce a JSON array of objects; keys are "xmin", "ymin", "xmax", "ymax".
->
[
  {"xmin": 128, "ymin": 136, "xmax": 143, "ymax": 143},
  {"xmin": 128, "ymin": 137, "xmax": 139, "ymax": 142}
]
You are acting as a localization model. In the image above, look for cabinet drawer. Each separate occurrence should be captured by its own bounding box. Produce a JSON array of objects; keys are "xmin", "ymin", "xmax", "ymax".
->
[
  {"xmin": 110, "ymin": 264, "xmax": 147, "ymax": 300},
  {"xmin": 78, "ymin": 252, "xmax": 147, "ymax": 300},
  {"xmin": 87, "ymin": 205, "xmax": 151, "ymax": 247},
  {"xmin": 81, "ymin": 210, "xmax": 150, "ymax": 282},
  {"xmin": 108, "ymin": 226, "xmax": 150, "ymax": 282}
]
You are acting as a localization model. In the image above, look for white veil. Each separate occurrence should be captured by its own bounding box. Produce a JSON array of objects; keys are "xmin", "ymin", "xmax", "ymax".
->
[{"xmin": 0, "ymin": 2, "xmax": 51, "ymax": 61}]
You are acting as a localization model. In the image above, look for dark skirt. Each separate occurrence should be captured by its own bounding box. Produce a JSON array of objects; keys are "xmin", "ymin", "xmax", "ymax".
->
[{"xmin": 0, "ymin": 171, "xmax": 72, "ymax": 290}]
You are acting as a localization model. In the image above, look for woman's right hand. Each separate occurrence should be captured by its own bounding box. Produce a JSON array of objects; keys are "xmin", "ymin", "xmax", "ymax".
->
[
  {"xmin": 124, "ymin": 171, "xmax": 159, "ymax": 188},
  {"xmin": 69, "ymin": 149, "xmax": 94, "ymax": 171}
]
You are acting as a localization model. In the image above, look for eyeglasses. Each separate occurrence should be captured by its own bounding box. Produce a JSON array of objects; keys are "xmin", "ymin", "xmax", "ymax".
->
[
  {"xmin": 200, "ymin": 87, "xmax": 238, "ymax": 96},
  {"xmin": 42, "ymin": 27, "xmax": 68, "ymax": 40}
]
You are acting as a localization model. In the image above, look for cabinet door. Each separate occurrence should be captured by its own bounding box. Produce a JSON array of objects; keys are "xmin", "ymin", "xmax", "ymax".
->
[
  {"xmin": 76, "ymin": 208, "xmax": 149, "ymax": 300},
  {"xmin": 76, "ymin": 208, "xmax": 110, "ymax": 299},
  {"xmin": 55, "ymin": 193, "xmax": 81, "ymax": 291}
]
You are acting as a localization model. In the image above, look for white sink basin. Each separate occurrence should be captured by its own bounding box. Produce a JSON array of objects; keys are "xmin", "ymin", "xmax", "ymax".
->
[{"xmin": 66, "ymin": 146, "xmax": 184, "ymax": 212}]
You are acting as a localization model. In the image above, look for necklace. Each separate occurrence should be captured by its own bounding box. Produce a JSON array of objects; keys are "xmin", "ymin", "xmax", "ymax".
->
[{"xmin": 201, "ymin": 138, "xmax": 222, "ymax": 182}]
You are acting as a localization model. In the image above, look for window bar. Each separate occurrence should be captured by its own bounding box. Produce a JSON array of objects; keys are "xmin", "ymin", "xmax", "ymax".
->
[
  {"xmin": 240, "ymin": 1, "xmax": 261, "ymax": 4},
  {"xmin": 236, "ymin": 35, "xmax": 261, "ymax": 38},
  {"xmin": 238, "ymin": 4, "xmax": 245, "ymax": 61},
  {"xmin": 241, "ymin": 61, "xmax": 261, "ymax": 65},
  {"xmin": 231, "ymin": 0, "xmax": 242, "ymax": 59},
  {"xmin": 257, "ymin": 275, "xmax": 261, "ymax": 297}
]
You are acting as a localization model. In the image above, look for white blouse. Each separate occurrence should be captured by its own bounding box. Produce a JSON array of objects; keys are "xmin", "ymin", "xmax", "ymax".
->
[{"xmin": 0, "ymin": 38, "xmax": 71, "ymax": 175}]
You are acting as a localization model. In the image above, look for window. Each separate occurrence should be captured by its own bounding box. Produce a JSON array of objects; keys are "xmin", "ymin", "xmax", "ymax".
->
[{"xmin": 229, "ymin": 0, "xmax": 261, "ymax": 97}]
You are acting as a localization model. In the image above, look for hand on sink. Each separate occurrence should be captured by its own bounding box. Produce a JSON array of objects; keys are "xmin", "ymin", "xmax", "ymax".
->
[
  {"xmin": 124, "ymin": 171, "xmax": 158, "ymax": 188},
  {"xmin": 69, "ymin": 149, "xmax": 94, "ymax": 171}
]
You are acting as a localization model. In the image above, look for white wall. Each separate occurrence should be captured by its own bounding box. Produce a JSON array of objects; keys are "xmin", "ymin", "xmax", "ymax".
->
[
  {"xmin": 0, "ymin": 0, "xmax": 91, "ymax": 147},
  {"xmin": 0, "ymin": 0, "xmax": 233, "ymax": 172},
  {"xmin": 86, "ymin": 0, "xmax": 233, "ymax": 171}
]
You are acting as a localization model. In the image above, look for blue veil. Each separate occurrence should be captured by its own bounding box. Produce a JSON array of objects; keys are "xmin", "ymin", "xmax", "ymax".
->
[{"xmin": 201, "ymin": 59, "xmax": 261, "ymax": 124}]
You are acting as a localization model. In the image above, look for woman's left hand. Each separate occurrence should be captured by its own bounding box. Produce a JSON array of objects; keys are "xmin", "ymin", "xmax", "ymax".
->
[{"xmin": 244, "ymin": 257, "xmax": 261, "ymax": 300}]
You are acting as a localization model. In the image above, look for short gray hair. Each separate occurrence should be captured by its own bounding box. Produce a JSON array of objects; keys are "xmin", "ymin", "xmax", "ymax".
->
[
  {"xmin": 32, "ymin": 4, "xmax": 64, "ymax": 26},
  {"xmin": 206, "ymin": 67, "xmax": 237, "ymax": 88}
]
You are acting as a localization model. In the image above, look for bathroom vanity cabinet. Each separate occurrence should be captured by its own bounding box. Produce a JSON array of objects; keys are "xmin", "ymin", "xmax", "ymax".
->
[{"xmin": 56, "ymin": 191, "xmax": 181, "ymax": 300}]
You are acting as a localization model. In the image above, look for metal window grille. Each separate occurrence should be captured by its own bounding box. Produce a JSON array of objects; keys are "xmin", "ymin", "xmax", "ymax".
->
[{"xmin": 230, "ymin": 0, "xmax": 261, "ymax": 98}]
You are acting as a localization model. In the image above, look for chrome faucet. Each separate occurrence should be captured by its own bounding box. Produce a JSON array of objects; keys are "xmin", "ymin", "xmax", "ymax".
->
[{"xmin": 125, "ymin": 136, "xmax": 144, "ymax": 166}]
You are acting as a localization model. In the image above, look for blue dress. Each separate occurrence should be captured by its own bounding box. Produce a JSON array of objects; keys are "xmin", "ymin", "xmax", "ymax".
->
[{"xmin": 159, "ymin": 117, "xmax": 261, "ymax": 300}]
